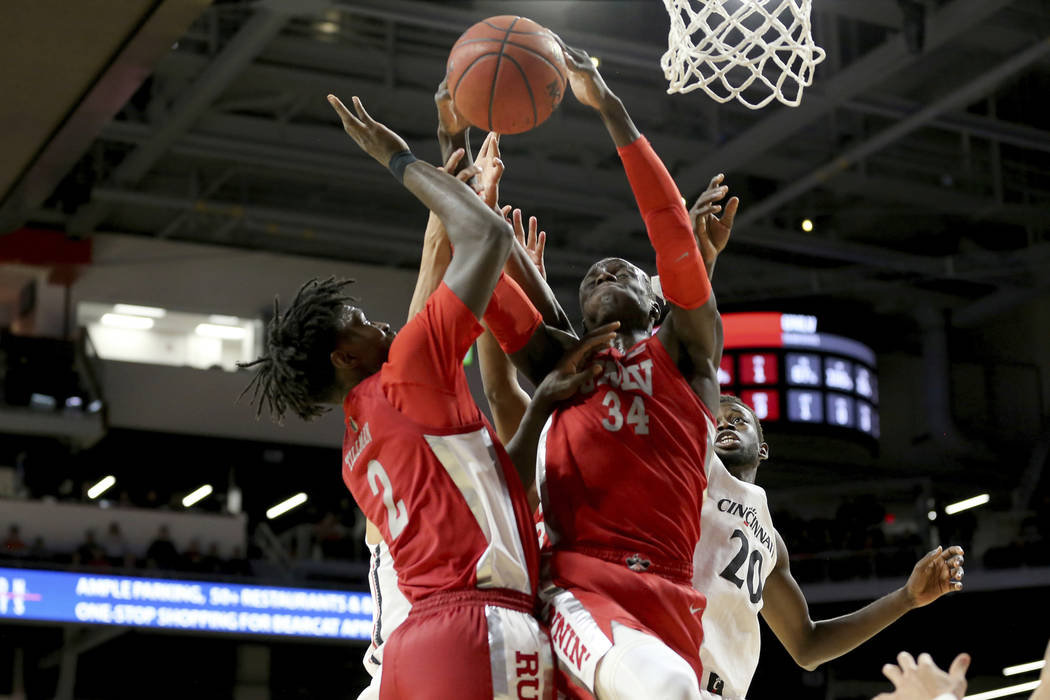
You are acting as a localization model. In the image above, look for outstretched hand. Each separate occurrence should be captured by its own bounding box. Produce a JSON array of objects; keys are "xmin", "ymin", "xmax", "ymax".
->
[
  {"xmin": 552, "ymin": 34, "xmax": 613, "ymax": 110},
  {"xmin": 905, "ymin": 545, "xmax": 965, "ymax": 608},
  {"xmin": 435, "ymin": 78, "xmax": 472, "ymax": 136},
  {"xmin": 511, "ymin": 208, "xmax": 547, "ymax": 280},
  {"xmin": 328, "ymin": 95, "xmax": 409, "ymax": 167},
  {"xmin": 473, "ymin": 131, "xmax": 504, "ymax": 210},
  {"xmin": 690, "ymin": 173, "xmax": 738, "ymax": 278},
  {"xmin": 873, "ymin": 652, "xmax": 969, "ymax": 700},
  {"xmin": 534, "ymin": 322, "xmax": 618, "ymax": 407}
]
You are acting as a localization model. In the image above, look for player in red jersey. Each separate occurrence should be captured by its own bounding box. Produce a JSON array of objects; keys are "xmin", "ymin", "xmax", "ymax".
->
[
  {"xmin": 505, "ymin": 41, "xmax": 734, "ymax": 700},
  {"xmin": 239, "ymin": 94, "xmax": 616, "ymax": 700}
]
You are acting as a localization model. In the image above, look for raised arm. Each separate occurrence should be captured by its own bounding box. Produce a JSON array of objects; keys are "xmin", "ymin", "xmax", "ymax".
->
[
  {"xmin": 557, "ymin": 40, "xmax": 723, "ymax": 412},
  {"xmin": 761, "ymin": 535, "xmax": 965, "ymax": 671},
  {"xmin": 329, "ymin": 94, "xmax": 512, "ymax": 318}
]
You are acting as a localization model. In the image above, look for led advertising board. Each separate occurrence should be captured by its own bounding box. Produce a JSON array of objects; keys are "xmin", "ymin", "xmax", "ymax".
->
[
  {"xmin": 720, "ymin": 313, "xmax": 879, "ymax": 439},
  {"xmin": 0, "ymin": 567, "xmax": 373, "ymax": 641}
]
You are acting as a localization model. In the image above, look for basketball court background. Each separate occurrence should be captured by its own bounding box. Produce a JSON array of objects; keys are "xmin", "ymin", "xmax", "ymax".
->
[{"xmin": 0, "ymin": 1, "xmax": 1048, "ymax": 698}]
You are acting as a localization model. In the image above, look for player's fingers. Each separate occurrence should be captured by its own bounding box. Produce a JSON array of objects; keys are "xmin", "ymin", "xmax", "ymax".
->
[
  {"xmin": 693, "ymin": 186, "xmax": 728, "ymax": 208},
  {"xmin": 949, "ymin": 653, "xmax": 971, "ymax": 679},
  {"xmin": 528, "ymin": 215, "xmax": 538, "ymax": 243},
  {"xmin": 917, "ymin": 653, "xmax": 936, "ymax": 667},
  {"xmin": 501, "ymin": 204, "xmax": 513, "ymax": 221},
  {"xmin": 897, "ymin": 652, "xmax": 917, "ymax": 671},
  {"xmin": 440, "ymin": 148, "xmax": 465, "ymax": 173},
  {"xmin": 327, "ymin": 94, "xmax": 361, "ymax": 129},
  {"xmin": 707, "ymin": 173, "xmax": 725, "ymax": 190},
  {"xmin": 512, "ymin": 208, "xmax": 525, "ymax": 237},
  {"xmin": 943, "ymin": 546, "xmax": 964, "ymax": 559},
  {"xmin": 536, "ymin": 231, "xmax": 547, "ymax": 255},
  {"xmin": 882, "ymin": 663, "xmax": 903, "ymax": 685},
  {"xmin": 720, "ymin": 197, "xmax": 740, "ymax": 229},
  {"xmin": 351, "ymin": 96, "xmax": 374, "ymax": 124}
]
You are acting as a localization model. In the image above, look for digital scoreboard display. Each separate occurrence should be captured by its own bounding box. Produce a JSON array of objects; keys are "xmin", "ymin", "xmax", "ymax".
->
[
  {"xmin": 0, "ymin": 566, "xmax": 372, "ymax": 641},
  {"xmin": 719, "ymin": 313, "xmax": 879, "ymax": 439}
]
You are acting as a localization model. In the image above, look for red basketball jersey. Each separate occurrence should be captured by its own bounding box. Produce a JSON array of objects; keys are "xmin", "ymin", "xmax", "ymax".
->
[
  {"xmin": 538, "ymin": 334, "xmax": 715, "ymax": 564},
  {"xmin": 341, "ymin": 283, "xmax": 540, "ymax": 603}
]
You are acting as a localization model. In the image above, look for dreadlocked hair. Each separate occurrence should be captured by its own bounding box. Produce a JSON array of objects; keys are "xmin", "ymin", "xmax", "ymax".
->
[
  {"xmin": 238, "ymin": 277, "xmax": 356, "ymax": 423},
  {"xmin": 720, "ymin": 393, "xmax": 765, "ymax": 444}
]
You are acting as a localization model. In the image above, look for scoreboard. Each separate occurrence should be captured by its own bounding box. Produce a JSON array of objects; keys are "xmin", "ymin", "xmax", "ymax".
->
[{"xmin": 719, "ymin": 312, "xmax": 879, "ymax": 439}]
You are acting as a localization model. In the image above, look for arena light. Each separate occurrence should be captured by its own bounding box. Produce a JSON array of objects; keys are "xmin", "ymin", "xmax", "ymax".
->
[
  {"xmin": 927, "ymin": 510, "xmax": 937, "ymax": 521},
  {"xmin": 196, "ymin": 323, "xmax": 247, "ymax": 340},
  {"xmin": 182, "ymin": 484, "xmax": 213, "ymax": 508},
  {"xmin": 113, "ymin": 304, "xmax": 166, "ymax": 318},
  {"xmin": 208, "ymin": 314, "xmax": 241, "ymax": 326},
  {"xmin": 87, "ymin": 476, "xmax": 116, "ymax": 499},
  {"xmin": 964, "ymin": 680, "xmax": 1041, "ymax": 700},
  {"xmin": 101, "ymin": 313, "xmax": 154, "ymax": 330},
  {"xmin": 267, "ymin": 493, "xmax": 308, "ymax": 520},
  {"xmin": 801, "ymin": 218, "xmax": 814, "ymax": 232},
  {"xmin": 1003, "ymin": 660, "xmax": 1045, "ymax": 676},
  {"xmin": 945, "ymin": 493, "xmax": 990, "ymax": 515}
]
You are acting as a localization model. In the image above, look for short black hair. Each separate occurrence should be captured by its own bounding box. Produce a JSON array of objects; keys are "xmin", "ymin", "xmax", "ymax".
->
[
  {"xmin": 239, "ymin": 277, "xmax": 355, "ymax": 422},
  {"xmin": 719, "ymin": 393, "xmax": 765, "ymax": 444}
]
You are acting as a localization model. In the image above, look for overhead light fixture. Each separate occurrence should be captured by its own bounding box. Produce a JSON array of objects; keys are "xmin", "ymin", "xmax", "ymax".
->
[
  {"xmin": 590, "ymin": 56, "xmax": 601, "ymax": 67},
  {"xmin": 196, "ymin": 323, "xmax": 247, "ymax": 340},
  {"xmin": 114, "ymin": 304, "xmax": 166, "ymax": 318},
  {"xmin": 266, "ymin": 493, "xmax": 308, "ymax": 520},
  {"xmin": 101, "ymin": 313, "xmax": 154, "ymax": 330},
  {"xmin": 1003, "ymin": 660, "xmax": 1046, "ymax": 676},
  {"xmin": 65, "ymin": 396, "xmax": 83, "ymax": 409},
  {"xmin": 208, "ymin": 314, "xmax": 241, "ymax": 326},
  {"xmin": 87, "ymin": 399, "xmax": 104, "ymax": 413},
  {"xmin": 87, "ymin": 475, "xmax": 116, "ymax": 499},
  {"xmin": 945, "ymin": 493, "xmax": 990, "ymax": 515},
  {"xmin": 182, "ymin": 484, "xmax": 214, "ymax": 508},
  {"xmin": 801, "ymin": 218, "xmax": 814, "ymax": 232},
  {"xmin": 927, "ymin": 510, "xmax": 937, "ymax": 521},
  {"xmin": 964, "ymin": 680, "xmax": 1042, "ymax": 700},
  {"xmin": 317, "ymin": 20, "xmax": 339, "ymax": 34}
]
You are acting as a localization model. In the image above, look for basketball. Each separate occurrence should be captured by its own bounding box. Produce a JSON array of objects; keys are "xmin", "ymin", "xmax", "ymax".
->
[{"xmin": 446, "ymin": 15, "xmax": 567, "ymax": 135}]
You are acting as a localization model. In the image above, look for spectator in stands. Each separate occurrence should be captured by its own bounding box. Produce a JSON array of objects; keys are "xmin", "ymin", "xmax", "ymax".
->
[
  {"xmin": 145, "ymin": 525, "xmax": 179, "ymax": 570},
  {"xmin": 28, "ymin": 536, "xmax": 52, "ymax": 562},
  {"xmin": 221, "ymin": 545, "xmax": 251, "ymax": 577},
  {"xmin": 201, "ymin": 542, "xmax": 222, "ymax": 574},
  {"xmin": 184, "ymin": 538, "xmax": 204, "ymax": 572},
  {"xmin": 3, "ymin": 524, "xmax": 27, "ymax": 558},
  {"xmin": 313, "ymin": 512, "xmax": 349, "ymax": 560},
  {"xmin": 73, "ymin": 530, "xmax": 108, "ymax": 567},
  {"xmin": 102, "ymin": 521, "xmax": 127, "ymax": 567}
]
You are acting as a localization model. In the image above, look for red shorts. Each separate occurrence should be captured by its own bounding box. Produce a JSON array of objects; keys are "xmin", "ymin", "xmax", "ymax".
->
[
  {"xmin": 380, "ymin": 589, "xmax": 554, "ymax": 700},
  {"xmin": 542, "ymin": 549, "xmax": 706, "ymax": 698}
]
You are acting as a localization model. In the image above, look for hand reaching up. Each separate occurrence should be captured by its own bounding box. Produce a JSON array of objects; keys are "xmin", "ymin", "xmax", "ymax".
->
[{"xmin": 328, "ymin": 95, "xmax": 409, "ymax": 167}]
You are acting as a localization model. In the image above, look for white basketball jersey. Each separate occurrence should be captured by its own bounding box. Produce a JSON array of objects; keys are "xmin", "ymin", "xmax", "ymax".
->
[
  {"xmin": 693, "ymin": 456, "xmax": 778, "ymax": 699},
  {"xmin": 362, "ymin": 537, "xmax": 412, "ymax": 676}
]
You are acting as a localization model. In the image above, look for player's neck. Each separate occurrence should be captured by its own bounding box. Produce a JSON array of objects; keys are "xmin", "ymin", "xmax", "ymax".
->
[
  {"xmin": 726, "ymin": 462, "xmax": 759, "ymax": 484},
  {"xmin": 612, "ymin": 326, "xmax": 651, "ymax": 353}
]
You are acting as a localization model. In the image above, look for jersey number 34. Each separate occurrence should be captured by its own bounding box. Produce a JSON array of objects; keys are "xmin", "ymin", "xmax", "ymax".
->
[{"xmin": 600, "ymin": 390, "xmax": 649, "ymax": 435}]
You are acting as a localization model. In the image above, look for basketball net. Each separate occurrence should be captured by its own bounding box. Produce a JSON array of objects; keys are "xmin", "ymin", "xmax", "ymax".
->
[{"xmin": 661, "ymin": 0, "xmax": 826, "ymax": 109}]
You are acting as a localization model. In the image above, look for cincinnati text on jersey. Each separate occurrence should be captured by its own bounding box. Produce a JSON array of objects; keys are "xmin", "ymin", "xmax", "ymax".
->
[
  {"xmin": 717, "ymin": 499, "xmax": 775, "ymax": 556},
  {"xmin": 344, "ymin": 421, "xmax": 373, "ymax": 471}
]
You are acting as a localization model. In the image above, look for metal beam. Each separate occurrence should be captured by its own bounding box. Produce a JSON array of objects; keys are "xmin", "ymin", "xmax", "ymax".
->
[
  {"xmin": 735, "ymin": 37, "xmax": 1050, "ymax": 229},
  {"xmin": 70, "ymin": 5, "xmax": 290, "ymax": 233}
]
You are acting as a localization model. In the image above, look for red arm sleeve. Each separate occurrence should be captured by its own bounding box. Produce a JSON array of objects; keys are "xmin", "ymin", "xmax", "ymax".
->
[
  {"xmin": 483, "ymin": 272, "xmax": 543, "ymax": 355},
  {"xmin": 382, "ymin": 282, "xmax": 483, "ymax": 427},
  {"xmin": 617, "ymin": 136, "xmax": 711, "ymax": 310}
]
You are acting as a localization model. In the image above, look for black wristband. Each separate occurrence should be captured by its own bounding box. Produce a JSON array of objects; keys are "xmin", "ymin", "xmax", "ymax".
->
[{"xmin": 388, "ymin": 150, "xmax": 418, "ymax": 183}]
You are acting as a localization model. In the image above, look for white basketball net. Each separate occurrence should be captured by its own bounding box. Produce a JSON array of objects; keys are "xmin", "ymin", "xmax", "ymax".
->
[{"xmin": 661, "ymin": 0, "xmax": 826, "ymax": 109}]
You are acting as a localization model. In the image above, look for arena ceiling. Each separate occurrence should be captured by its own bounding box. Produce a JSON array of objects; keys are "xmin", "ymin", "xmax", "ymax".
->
[{"xmin": 3, "ymin": 0, "xmax": 1050, "ymax": 334}]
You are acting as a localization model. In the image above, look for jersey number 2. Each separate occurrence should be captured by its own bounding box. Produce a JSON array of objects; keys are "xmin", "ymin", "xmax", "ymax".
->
[
  {"xmin": 367, "ymin": 459, "xmax": 408, "ymax": 541},
  {"xmin": 719, "ymin": 529, "xmax": 764, "ymax": 604}
]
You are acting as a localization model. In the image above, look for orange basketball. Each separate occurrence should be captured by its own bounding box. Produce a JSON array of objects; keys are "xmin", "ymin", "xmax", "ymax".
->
[{"xmin": 446, "ymin": 16, "xmax": 567, "ymax": 135}]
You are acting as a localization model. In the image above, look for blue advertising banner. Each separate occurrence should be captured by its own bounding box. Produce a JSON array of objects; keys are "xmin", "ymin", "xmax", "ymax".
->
[{"xmin": 0, "ymin": 566, "xmax": 373, "ymax": 640}]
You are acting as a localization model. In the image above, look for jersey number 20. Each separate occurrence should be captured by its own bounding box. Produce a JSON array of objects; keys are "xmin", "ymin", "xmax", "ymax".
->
[
  {"xmin": 719, "ymin": 529, "xmax": 764, "ymax": 604},
  {"xmin": 367, "ymin": 459, "xmax": 408, "ymax": 541}
]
